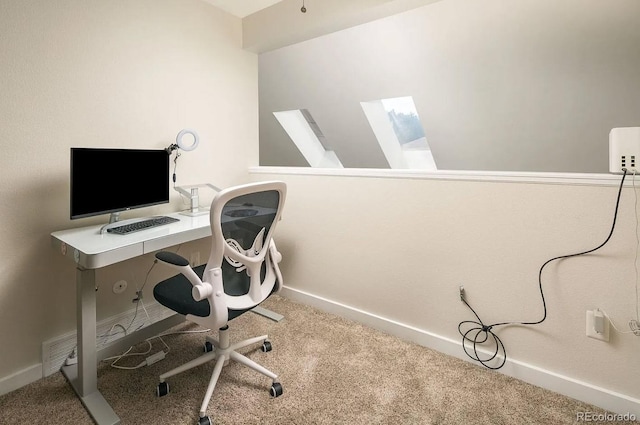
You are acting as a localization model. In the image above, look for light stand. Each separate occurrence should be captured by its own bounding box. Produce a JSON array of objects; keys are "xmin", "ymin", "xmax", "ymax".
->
[{"xmin": 165, "ymin": 129, "xmax": 221, "ymax": 216}]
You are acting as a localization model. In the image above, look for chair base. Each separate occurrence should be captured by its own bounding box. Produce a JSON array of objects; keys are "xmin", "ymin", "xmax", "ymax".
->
[{"xmin": 156, "ymin": 326, "xmax": 282, "ymax": 420}]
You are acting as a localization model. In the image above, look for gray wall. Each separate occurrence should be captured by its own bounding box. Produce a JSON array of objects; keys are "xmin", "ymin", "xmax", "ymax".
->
[{"xmin": 259, "ymin": 0, "xmax": 640, "ymax": 172}]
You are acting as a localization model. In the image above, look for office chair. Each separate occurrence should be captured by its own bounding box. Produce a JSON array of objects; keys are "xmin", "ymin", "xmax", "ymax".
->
[{"xmin": 152, "ymin": 181, "xmax": 286, "ymax": 425}]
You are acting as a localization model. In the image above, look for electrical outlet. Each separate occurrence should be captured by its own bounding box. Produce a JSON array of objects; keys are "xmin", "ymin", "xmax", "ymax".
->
[
  {"xmin": 586, "ymin": 309, "xmax": 609, "ymax": 342},
  {"xmin": 609, "ymin": 127, "xmax": 640, "ymax": 174},
  {"xmin": 190, "ymin": 251, "xmax": 200, "ymax": 267}
]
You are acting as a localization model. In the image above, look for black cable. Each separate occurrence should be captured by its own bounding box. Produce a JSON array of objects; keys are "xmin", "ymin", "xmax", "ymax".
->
[
  {"xmin": 458, "ymin": 169, "xmax": 628, "ymax": 369},
  {"xmin": 172, "ymin": 150, "xmax": 180, "ymax": 186}
]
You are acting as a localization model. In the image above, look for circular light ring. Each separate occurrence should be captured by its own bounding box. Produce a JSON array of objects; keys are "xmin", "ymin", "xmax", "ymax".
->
[{"xmin": 176, "ymin": 128, "xmax": 199, "ymax": 151}]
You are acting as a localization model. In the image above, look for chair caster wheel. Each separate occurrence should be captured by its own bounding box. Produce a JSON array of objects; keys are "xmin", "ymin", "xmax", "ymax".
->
[
  {"xmin": 197, "ymin": 416, "xmax": 212, "ymax": 425},
  {"xmin": 261, "ymin": 340, "xmax": 272, "ymax": 352},
  {"xmin": 204, "ymin": 341, "xmax": 214, "ymax": 353},
  {"xmin": 156, "ymin": 381, "xmax": 169, "ymax": 397},
  {"xmin": 270, "ymin": 381, "xmax": 283, "ymax": 397}
]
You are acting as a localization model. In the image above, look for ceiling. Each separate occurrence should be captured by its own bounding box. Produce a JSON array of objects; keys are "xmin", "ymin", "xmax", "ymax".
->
[{"xmin": 203, "ymin": 0, "xmax": 285, "ymax": 18}]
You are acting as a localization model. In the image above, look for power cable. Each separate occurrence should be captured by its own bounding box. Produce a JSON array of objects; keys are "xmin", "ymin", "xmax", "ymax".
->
[{"xmin": 458, "ymin": 169, "xmax": 628, "ymax": 369}]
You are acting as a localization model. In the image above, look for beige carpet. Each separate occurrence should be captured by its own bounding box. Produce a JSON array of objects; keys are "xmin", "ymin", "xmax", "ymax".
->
[{"xmin": 0, "ymin": 295, "xmax": 632, "ymax": 424}]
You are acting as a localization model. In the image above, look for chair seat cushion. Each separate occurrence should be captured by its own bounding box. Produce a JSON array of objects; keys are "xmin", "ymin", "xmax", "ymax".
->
[
  {"xmin": 153, "ymin": 263, "xmax": 256, "ymax": 320},
  {"xmin": 153, "ymin": 265, "xmax": 210, "ymax": 317}
]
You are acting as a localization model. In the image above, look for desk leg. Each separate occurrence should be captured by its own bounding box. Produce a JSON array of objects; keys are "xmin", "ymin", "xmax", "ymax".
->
[{"xmin": 61, "ymin": 267, "xmax": 120, "ymax": 425}]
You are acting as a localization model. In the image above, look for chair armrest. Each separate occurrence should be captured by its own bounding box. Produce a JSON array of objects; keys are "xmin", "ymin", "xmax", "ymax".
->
[
  {"xmin": 156, "ymin": 251, "xmax": 190, "ymax": 266},
  {"xmin": 155, "ymin": 251, "xmax": 203, "ymax": 289}
]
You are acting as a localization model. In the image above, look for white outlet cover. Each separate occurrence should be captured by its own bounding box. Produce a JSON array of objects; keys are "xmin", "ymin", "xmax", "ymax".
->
[
  {"xmin": 586, "ymin": 310, "xmax": 609, "ymax": 342},
  {"xmin": 113, "ymin": 280, "xmax": 128, "ymax": 294}
]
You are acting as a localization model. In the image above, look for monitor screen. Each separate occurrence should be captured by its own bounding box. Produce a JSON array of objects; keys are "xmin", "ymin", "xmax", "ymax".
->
[{"xmin": 70, "ymin": 148, "xmax": 170, "ymax": 220}]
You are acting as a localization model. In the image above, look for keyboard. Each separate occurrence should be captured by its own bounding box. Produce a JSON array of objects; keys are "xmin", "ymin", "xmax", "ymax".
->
[{"xmin": 107, "ymin": 216, "xmax": 180, "ymax": 235}]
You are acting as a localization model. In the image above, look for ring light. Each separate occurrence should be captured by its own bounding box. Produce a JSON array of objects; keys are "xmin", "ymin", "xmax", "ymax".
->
[{"xmin": 176, "ymin": 128, "xmax": 199, "ymax": 152}]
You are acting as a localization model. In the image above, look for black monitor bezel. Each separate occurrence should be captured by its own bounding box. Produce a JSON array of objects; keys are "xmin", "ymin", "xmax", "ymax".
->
[{"xmin": 70, "ymin": 147, "xmax": 170, "ymax": 220}]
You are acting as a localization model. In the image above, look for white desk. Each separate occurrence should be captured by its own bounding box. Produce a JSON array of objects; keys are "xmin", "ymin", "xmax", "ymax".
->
[{"xmin": 51, "ymin": 212, "xmax": 211, "ymax": 425}]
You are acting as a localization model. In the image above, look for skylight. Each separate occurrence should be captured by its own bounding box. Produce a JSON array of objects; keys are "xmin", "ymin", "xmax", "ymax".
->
[
  {"xmin": 361, "ymin": 96, "xmax": 436, "ymax": 170},
  {"xmin": 273, "ymin": 109, "xmax": 343, "ymax": 168}
]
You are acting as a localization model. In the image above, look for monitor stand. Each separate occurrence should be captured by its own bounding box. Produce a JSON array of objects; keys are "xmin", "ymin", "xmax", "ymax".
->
[
  {"xmin": 108, "ymin": 212, "xmax": 121, "ymax": 224},
  {"xmin": 99, "ymin": 213, "xmax": 124, "ymax": 234}
]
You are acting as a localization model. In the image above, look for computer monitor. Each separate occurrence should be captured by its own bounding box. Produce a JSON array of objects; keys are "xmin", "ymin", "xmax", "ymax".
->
[{"xmin": 70, "ymin": 148, "xmax": 170, "ymax": 221}]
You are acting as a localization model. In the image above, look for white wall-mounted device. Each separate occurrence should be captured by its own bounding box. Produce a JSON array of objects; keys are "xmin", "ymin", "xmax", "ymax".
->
[{"xmin": 609, "ymin": 127, "xmax": 640, "ymax": 174}]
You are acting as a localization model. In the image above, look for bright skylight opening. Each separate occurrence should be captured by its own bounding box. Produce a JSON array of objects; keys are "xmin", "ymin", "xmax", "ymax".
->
[
  {"xmin": 361, "ymin": 96, "xmax": 436, "ymax": 170},
  {"xmin": 273, "ymin": 109, "xmax": 343, "ymax": 168}
]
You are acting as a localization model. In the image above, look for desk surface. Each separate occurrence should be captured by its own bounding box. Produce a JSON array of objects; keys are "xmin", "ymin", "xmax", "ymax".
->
[{"xmin": 51, "ymin": 212, "xmax": 211, "ymax": 269}]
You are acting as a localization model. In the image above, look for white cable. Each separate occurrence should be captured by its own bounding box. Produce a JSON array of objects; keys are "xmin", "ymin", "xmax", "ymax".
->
[
  {"xmin": 135, "ymin": 260, "xmax": 157, "ymax": 300},
  {"xmin": 106, "ymin": 333, "xmax": 172, "ymax": 370},
  {"xmin": 634, "ymin": 171, "xmax": 640, "ymax": 321},
  {"xmin": 98, "ymin": 250, "xmax": 202, "ymax": 370},
  {"xmin": 140, "ymin": 298, "xmax": 151, "ymax": 323},
  {"xmin": 101, "ymin": 325, "xmax": 209, "ymax": 370},
  {"xmin": 104, "ymin": 341, "xmax": 152, "ymax": 362},
  {"xmin": 156, "ymin": 328, "xmax": 211, "ymax": 338},
  {"xmin": 100, "ymin": 272, "xmax": 149, "ymax": 368},
  {"xmin": 601, "ymin": 310, "xmax": 636, "ymax": 334},
  {"xmin": 97, "ymin": 323, "xmax": 128, "ymax": 348},
  {"xmin": 155, "ymin": 335, "xmax": 171, "ymax": 354}
]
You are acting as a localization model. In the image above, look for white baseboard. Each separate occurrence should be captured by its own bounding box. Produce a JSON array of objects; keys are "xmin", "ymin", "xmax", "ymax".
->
[
  {"xmin": 0, "ymin": 300, "xmax": 176, "ymax": 396},
  {"xmin": 0, "ymin": 364, "xmax": 42, "ymax": 397},
  {"xmin": 280, "ymin": 286, "xmax": 640, "ymax": 418}
]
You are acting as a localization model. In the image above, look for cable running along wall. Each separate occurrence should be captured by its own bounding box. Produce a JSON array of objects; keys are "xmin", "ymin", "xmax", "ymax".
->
[{"xmin": 458, "ymin": 170, "xmax": 628, "ymax": 369}]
